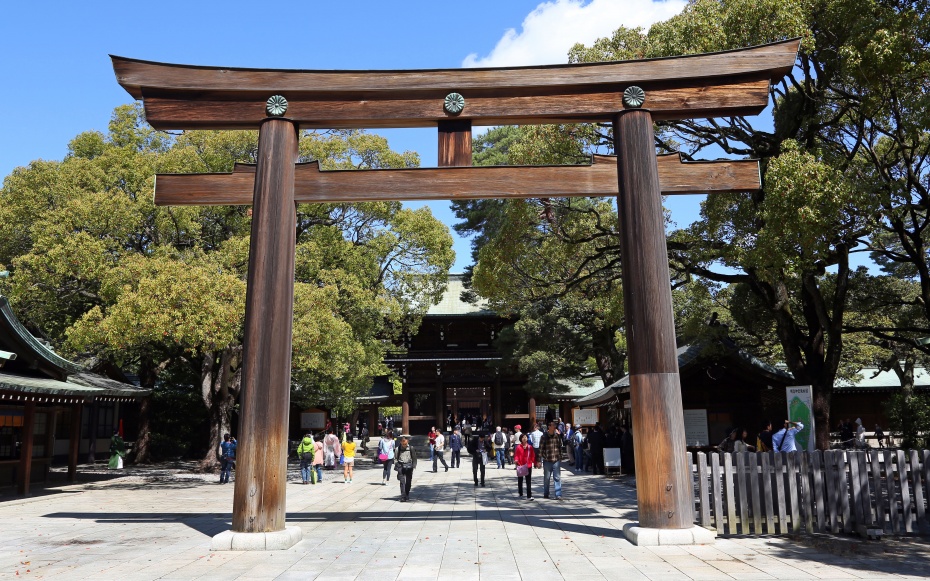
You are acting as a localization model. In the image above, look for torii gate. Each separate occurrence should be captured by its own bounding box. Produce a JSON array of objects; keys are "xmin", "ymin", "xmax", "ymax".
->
[{"xmin": 112, "ymin": 39, "xmax": 798, "ymax": 548}]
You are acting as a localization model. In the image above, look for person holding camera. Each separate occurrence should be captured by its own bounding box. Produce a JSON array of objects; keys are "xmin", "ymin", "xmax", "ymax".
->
[{"xmin": 772, "ymin": 420, "xmax": 804, "ymax": 452}]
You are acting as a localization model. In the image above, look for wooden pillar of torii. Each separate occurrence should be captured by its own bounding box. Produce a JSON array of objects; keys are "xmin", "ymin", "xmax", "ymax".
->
[{"xmin": 111, "ymin": 39, "xmax": 798, "ymax": 547}]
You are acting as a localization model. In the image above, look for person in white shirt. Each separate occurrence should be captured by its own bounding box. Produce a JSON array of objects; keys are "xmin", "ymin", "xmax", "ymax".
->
[{"xmin": 432, "ymin": 431, "xmax": 449, "ymax": 472}]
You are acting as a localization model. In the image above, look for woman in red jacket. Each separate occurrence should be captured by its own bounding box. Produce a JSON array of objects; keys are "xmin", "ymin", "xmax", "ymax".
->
[{"xmin": 514, "ymin": 433, "xmax": 535, "ymax": 500}]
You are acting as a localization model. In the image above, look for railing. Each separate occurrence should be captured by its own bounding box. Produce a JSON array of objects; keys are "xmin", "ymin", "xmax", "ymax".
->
[{"xmin": 690, "ymin": 450, "xmax": 930, "ymax": 536}]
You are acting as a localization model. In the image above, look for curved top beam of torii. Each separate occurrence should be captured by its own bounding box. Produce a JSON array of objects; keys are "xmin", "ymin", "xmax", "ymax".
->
[{"xmin": 111, "ymin": 39, "xmax": 799, "ymax": 130}]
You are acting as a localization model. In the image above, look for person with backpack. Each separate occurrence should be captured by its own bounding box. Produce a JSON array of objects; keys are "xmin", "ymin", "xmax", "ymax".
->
[
  {"xmin": 449, "ymin": 428, "xmax": 463, "ymax": 468},
  {"xmin": 573, "ymin": 426, "xmax": 585, "ymax": 471},
  {"xmin": 219, "ymin": 433, "xmax": 236, "ymax": 484},
  {"xmin": 311, "ymin": 434, "xmax": 324, "ymax": 484},
  {"xmin": 378, "ymin": 430, "xmax": 396, "ymax": 485},
  {"xmin": 492, "ymin": 426, "xmax": 506, "ymax": 468},
  {"xmin": 297, "ymin": 431, "xmax": 315, "ymax": 485},
  {"xmin": 394, "ymin": 435, "xmax": 418, "ymax": 502}
]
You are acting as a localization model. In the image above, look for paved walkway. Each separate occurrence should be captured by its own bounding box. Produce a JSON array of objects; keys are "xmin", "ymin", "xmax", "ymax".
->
[{"xmin": 3, "ymin": 459, "xmax": 930, "ymax": 580}]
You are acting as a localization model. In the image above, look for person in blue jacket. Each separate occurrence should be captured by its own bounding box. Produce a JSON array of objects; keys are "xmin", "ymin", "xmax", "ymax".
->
[{"xmin": 219, "ymin": 433, "xmax": 237, "ymax": 484}]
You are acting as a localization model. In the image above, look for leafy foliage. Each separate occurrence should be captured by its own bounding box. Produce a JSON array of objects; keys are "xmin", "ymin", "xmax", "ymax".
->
[{"xmin": 0, "ymin": 104, "xmax": 453, "ymax": 462}]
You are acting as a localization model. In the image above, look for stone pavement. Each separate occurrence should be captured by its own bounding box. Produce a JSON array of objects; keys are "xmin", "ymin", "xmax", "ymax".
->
[{"xmin": 3, "ymin": 459, "xmax": 930, "ymax": 580}]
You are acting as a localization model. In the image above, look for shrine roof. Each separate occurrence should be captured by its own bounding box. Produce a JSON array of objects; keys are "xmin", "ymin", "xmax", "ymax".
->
[
  {"xmin": 425, "ymin": 274, "xmax": 494, "ymax": 317},
  {"xmin": 577, "ymin": 340, "xmax": 795, "ymax": 408},
  {"xmin": 0, "ymin": 296, "xmax": 148, "ymax": 401},
  {"xmin": 834, "ymin": 366, "xmax": 930, "ymax": 393}
]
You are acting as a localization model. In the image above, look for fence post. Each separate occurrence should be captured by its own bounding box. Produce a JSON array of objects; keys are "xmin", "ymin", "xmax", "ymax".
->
[
  {"xmin": 801, "ymin": 452, "xmax": 814, "ymax": 533},
  {"xmin": 870, "ymin": 450, "xmax": 885, "ymax": 531},
  {"xmin": 748, "ymin": 453, "xmax": 762, "ymax": 535},
  {"xmin": 697, "ymin": 452, "xmax": 711, "ymax": 528},
  {"xmin": 760, "ymin": 452, "xmax": 775, "ymax": 534},
  {"xmin": 849, "ymin": 452, "xmax": 865, "ymax": 529},
  {"xmin": 885, "ymin": 449, "xmax": 900, "ymax": 534},
  {"xmin": 812, "ymin": 450, "xmax": 826, "ymax": 532},
  {"xmin": 773, "ymin": 452, "xmax": 788, "ymax": 534},
  {"xmin": 897, "ymin": 450, "xmax": 914, "ymax": 533},
  {"xmin": 711, "ymin": 452, "xmax": 724, "ymax": 533},
  {"xmin": 723, "ymin": 453, "xmax": 737, "ymax": 535},
  {"xmin": 908, "ymin": 450, "xmax": 926, "ymax": 533}
]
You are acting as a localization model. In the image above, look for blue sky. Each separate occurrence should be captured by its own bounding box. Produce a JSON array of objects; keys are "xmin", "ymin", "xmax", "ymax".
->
[{"xmin": 1, "ymin": 0, "xmax": 709, "ymax": 272}]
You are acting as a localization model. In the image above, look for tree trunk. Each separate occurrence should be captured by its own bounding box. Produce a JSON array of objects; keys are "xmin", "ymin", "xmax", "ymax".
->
[
  {"xmin": 199, "ymin": 347, "xmax": 241, "ymax": 471},
  {"xmin": 591, "ymin": 324, "xmax": 624, "ymax": 387},
  {"xmin": 202, "ymin": 395, "xmax": 234, "ymax": 471},
  {"xmin": 132, "ymin": 397, "xmax": 153, "ymax": 464},
  {"xmin": 812, "ymin": 382, "xmax": 832, "ymax": 450},
  {"xmin": 131, "ymin": 355, "xmax": 159, "ymax": 464}
]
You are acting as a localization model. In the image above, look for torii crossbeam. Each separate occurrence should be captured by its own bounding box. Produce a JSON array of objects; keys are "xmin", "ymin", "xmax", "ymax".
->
[{"xmin": 112, "ymin": 39, "xmax": 799, "ymax": 548}]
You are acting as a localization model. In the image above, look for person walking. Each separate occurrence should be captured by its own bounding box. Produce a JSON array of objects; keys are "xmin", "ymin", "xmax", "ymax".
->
[
  {"xmin": 503, "ymin": 427, "xmax": 514, "ymax": 466},
  {"xmin": 428, "ymin": 426, "xmax": 438, "ymax": 462},
  {"xmin": 108, "ymin": 430, "xmax": 126, "ymax": 470},
  {"xmin": 468, "ymin": 433, "xmax": 492, "ymax": 487},
  {"xmin": 342, "ymin": 434, "xmax": 356, "ymax": 483},
  {"xmin": 449, "ymin": 428, "xmax": 463, "ymax": 468},
  {"xmin": 324, "ymin": 428, "xmax": 341, "ymax": 470},
  {"xmin": 529, "ymin": 423, "xmax": 543, "ymax": 458},
  {"xmin": 492, "ymin": 426, "xmax": 506, "ymax": 468},
  {"xmin": 219, "ymin": 433, "xmax": 236, "ymax": 484},
  {"xmin": 395, "ymin": 435, "xmax": 417, "ymax": 502},
  {"xmin": 433, "ymin": 430, "xmax": 449, "ymax": 472},
  {"xmin": 875, "ymin": 424, "xmax": 885, "ymax": 449},
  {"xmin": 573, "ymin": 427, "xmax": 585, "ymax": 471},
  {"xmin": 514, "ymin": 433, "xmax": 535, "ymax": 500},
  {"xmin": 772, "ymin": 420, "xmax": 805, "ymax": 452},
  {"xmin": 297, "ymin": 432, "xmax": 315, "ymax": 484},
  {"xmin": 311, "ymin": 434, "xmax": 324, "ymax": 484},
  {"xmin": 539, "ymin": 421, "xmax": 563, "ymax": 500},
  {"xmin": 378, "ymin": 430, "xmax": 396, "ymax": 485}
]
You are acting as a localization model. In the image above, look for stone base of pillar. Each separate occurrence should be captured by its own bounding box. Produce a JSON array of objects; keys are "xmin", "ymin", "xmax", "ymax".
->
[
  {"xmin": 211, "ymin": 525, "xmax": 302, "ymax": 551},
  {"xmin": 622, "ymin": 524, "xmax": 716, "ymax": 546}
]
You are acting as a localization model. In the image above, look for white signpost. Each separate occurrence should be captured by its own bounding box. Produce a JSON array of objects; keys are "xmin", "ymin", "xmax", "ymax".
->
[
  {"xmin": 682, "ymin": 409, "xmax": 709, "ymax": 447},
  {"xmin": 300, "ymin": 410, "xmax": 327, "ymax": 430},
  {"xmin": 786, "ymin": 385, "xmax": 816, "ymax": 452},
  {"xmin": 572, "ymin": 407, "xmax": 599, "ymax": 426}
]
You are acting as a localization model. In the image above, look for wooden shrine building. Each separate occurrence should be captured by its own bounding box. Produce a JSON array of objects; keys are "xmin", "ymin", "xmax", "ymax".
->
[
  {"xmin": 577, "ymin": 337, "xmax": 795, "ymax": 446},
  {"xmin": 0, "ymin": 296, "xmax": 149, "ymax": 494},
  {"xmin": 381, "ymin": 274, "xmax": 603, "ymax": 436}
]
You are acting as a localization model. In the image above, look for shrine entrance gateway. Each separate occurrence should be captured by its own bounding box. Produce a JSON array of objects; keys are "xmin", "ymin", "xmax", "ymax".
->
[{"xmin": 112, "ymin": 39, "xmax": 798, "ymax": 547}]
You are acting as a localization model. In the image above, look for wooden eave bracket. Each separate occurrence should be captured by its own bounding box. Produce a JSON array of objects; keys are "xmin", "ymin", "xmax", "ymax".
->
[{"xmin": 153, "ymin": 153, "xmax": 760, "ymax": 206}]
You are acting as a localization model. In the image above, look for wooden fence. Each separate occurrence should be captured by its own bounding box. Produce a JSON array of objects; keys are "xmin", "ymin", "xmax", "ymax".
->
[{"xmin": 690, "ymin": 449, "xmax": 930, "ymax": 536}]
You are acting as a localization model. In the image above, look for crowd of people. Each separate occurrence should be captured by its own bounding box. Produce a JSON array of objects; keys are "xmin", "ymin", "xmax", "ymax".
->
[
  {"xmin": 220, "ymin": 415, "xmax": 637, "ymax": 502},
  {"xmin": 368, "ymin": 417, "xmax": 635, "ymax": 502},
  {"xmin": 717, "ymin": 417, "xmax": 891, "ymax": 453}
]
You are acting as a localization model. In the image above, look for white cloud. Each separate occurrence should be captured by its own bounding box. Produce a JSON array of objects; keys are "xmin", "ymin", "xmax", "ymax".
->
[{"xmin": 462, "ymin": 0, "xmax": 686, "ymax": 68}]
